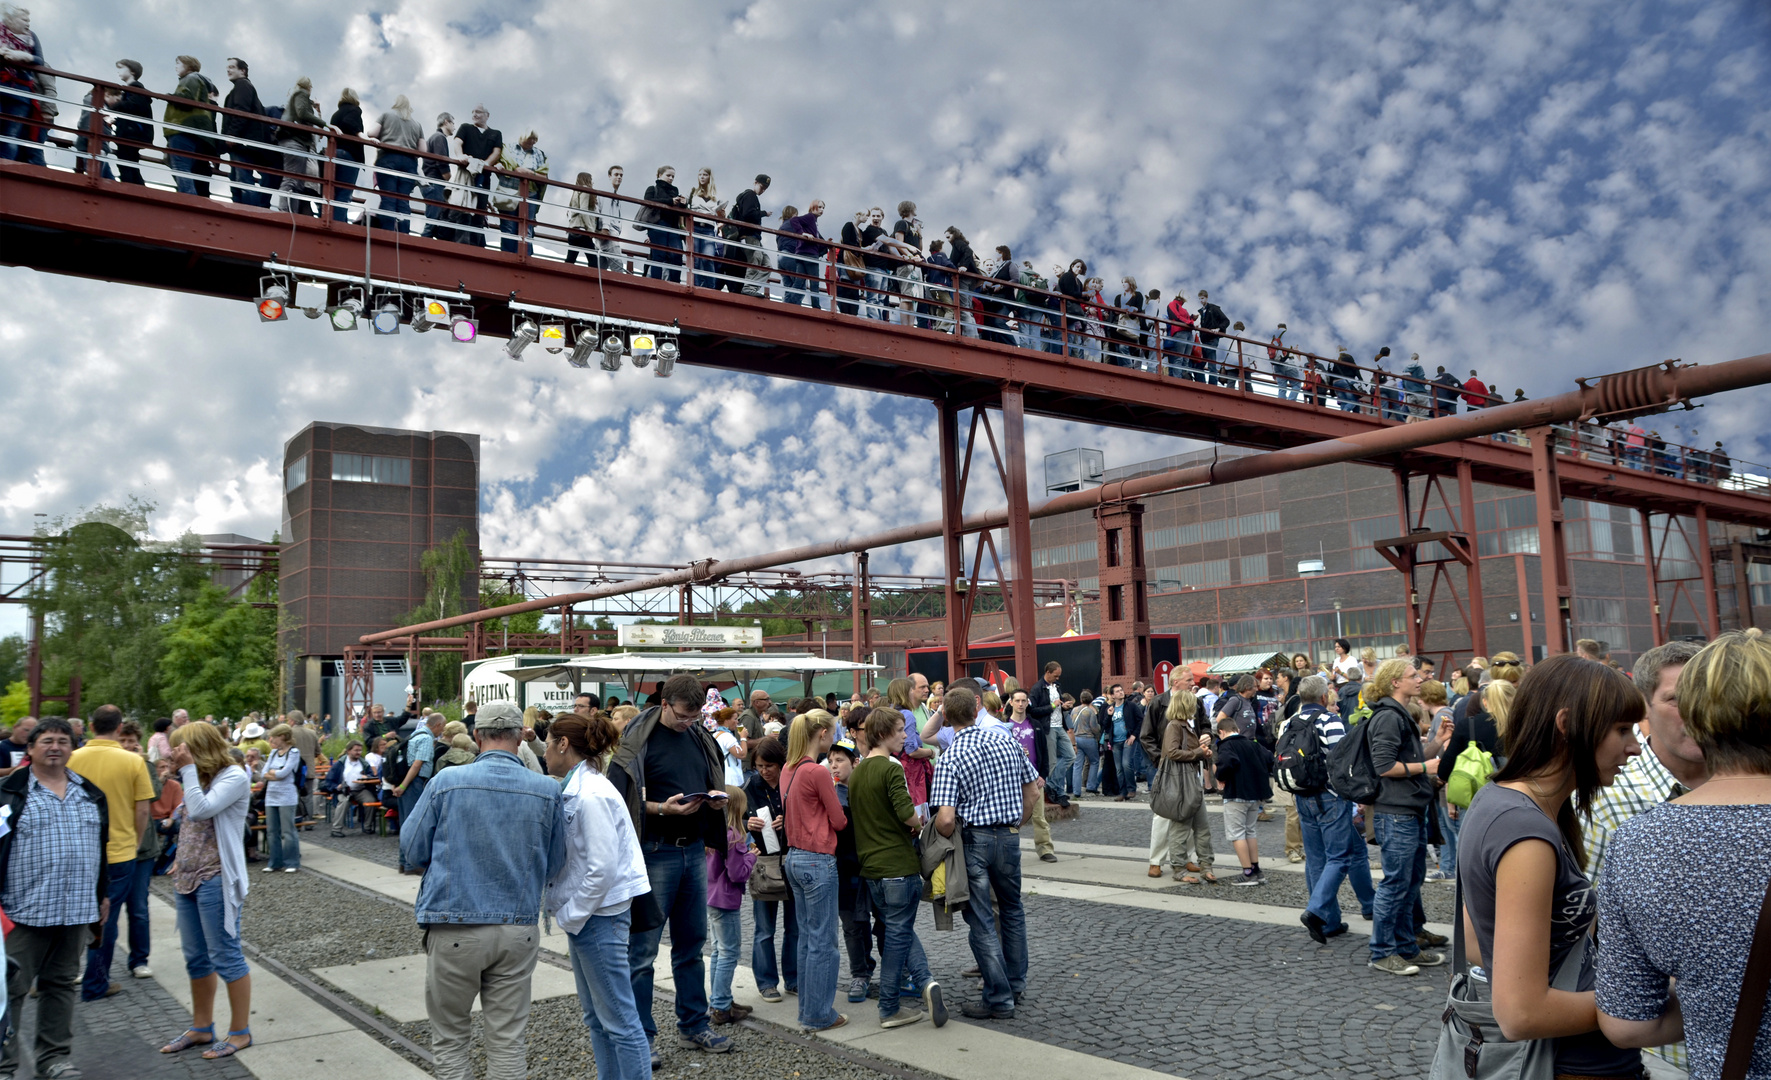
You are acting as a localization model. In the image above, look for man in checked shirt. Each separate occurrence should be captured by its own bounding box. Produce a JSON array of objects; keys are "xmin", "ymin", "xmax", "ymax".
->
[{"xmin": 930, "ymin": 685, "xmax": 1040, "ymax": 1022}]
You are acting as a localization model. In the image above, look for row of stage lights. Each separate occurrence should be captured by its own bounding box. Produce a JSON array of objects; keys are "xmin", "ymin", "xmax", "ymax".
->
[{"xmin": 255, "ymin": 275, "xmax": 680, "ymax": 376}]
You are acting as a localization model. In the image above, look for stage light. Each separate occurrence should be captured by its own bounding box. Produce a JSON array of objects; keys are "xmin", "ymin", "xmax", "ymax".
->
[
  {"xmin": 328, "ymin": 287, "xmax": 365, "ymax": 332},
  {"xmin": 630, "ymin": 333, "xmax": 655, "ymax": 369},
  {"xmin": 599, "ymin": 333, "xmax": 624, "ymax": 371},
  {"xmin": 256, "ymin": 277, "xmax": 289, "ymax": 322},
  {"xmin": 295, "ymin": 280, "xmax": 328, "ymax": 319},
  {"xmin": 371, "ymin": 294, "xmax": 402, "ymax": 335},
  {"xmin": 413, "ymin": 297, "xmax": 450, "ymax": 333},
  {"xmin": 540, "ymin": 323, "xmax": 567, "ymax": 354},
  {"xmin": 654, "ymin": 337, "xmax": 679, "ymax": 377},
  {"xmin": 506, "ymin": 319, "xmax": 538, "ymax": 361},
  {"xmin": 450, "ymin": 314, "xmax": 478, "ymax": 343},
  {"xmin": 567, "ymin": 326, "xmax": 598, "ymax": 369}
]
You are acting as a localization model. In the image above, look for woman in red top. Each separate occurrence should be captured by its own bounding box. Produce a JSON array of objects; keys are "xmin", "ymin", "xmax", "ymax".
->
[{"xmin": 782, "ymin": 709, "xmax": 847, "ymax": 1032}]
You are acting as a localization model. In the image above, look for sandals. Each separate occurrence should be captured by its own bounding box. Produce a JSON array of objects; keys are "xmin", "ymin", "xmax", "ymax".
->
[
  {"xmin": 1201, "ymin": 871, "xmax": 1220, "ymax": 884},
  {"xmin": 203, "ymin": 1028, "xmax": 252, "ymax": 1059},
  {"xmin": 1175, "ymin": 873, "xmax": 1201, "ymax": 885},
  {"xmin": 161, "ymin": 1024, "xmax": 214, "ymax": 1053}
]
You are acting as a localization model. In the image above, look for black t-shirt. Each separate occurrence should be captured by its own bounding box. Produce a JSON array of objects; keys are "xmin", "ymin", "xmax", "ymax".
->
[
  {"xmin": 643, "ymin": 722, "xmax": 709, "ymax": 844},
  {"xmin": 457, "ymin": 124, "xmax": 502, "ymax": 166},
  {"xmin": 0, "ymin": 738, "xmax": 27, "ymax": 769},
  {"xmin": 731, "ymin": 188, "xmax": 764, "ymax": 241},
  {"xmin": 890, "ymin": 219, "xmax": 921, "ymax": 269},
  {"xmin": 742, "ymin": 771, "xmax": 783, "ymax": 850},
  {"xmin": 330, "ymin": 104, "xmax": 364, "ymax": 160},
  {"xmin": 861, "ymin": 224, "xmax": 891, "ymax": 270}
]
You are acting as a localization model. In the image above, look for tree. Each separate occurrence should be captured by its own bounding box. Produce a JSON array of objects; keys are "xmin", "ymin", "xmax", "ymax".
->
[
  {"xmin": 396, "ymin": 530, "xmax": 479, "ymax": 704},
  {"xmin": 0, "ymin": 635, "xmax": 24, "ymax": 689},
  {"xmin": 31, "ymin": 501, "xmax": 207, "ymax": 716},
  {"xmin": 0, "ymin": 681, "xmax": 28, "ymax": 725},
  {"xmin": 158, "ymin": 583, "xmax": 278, "ymax": 718}
]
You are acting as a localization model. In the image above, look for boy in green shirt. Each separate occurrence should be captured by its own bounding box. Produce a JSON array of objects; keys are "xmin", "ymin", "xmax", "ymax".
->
[{"xmin": 849, "ymin": 707, "xmax": 947, "ymax": 1029}]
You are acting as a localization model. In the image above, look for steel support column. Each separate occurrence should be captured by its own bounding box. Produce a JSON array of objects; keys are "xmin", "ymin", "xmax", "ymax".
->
[
  {"xmin": 852, "ymin": 551, "xmax": 871, "ymax": 695},
  {"xmin": 939, "ymin": 402, "xmax": 967, "ymax": 684},
  {"xmin": 1457, "ymin": 461, "xmax": 1489, "ymax": 658},
  {"xmin": 1695, "ymin": 504, "xmax": 1720, "ymax": 637},
  {"xmin": 1642, "ymin": 512, "xmax": 1665, "ymax": 647},
  {"xmin": 1394, "ymin": 469, "xmax": 1424, "ymax": 657},
  {"xmin": 1096, "ymin": 501, "xmax": 1151, "ymax": 688},
  {"xmin": 1732, "ymin": 540, "xmax": 1756, "ymax": 631},
  {"xmin": 1528, "ymin": 426, "xmax": 1571, "ymax": 655},
  {"xmin": 999, "ymin": 387, "xmax": 1040, "ymax": 686}
]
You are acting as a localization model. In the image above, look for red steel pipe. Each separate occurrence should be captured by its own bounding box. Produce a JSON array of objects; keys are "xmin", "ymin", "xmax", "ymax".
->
[{"xmin": 361, "ymin": 353, "xmax": 1771, "ymax": 644}]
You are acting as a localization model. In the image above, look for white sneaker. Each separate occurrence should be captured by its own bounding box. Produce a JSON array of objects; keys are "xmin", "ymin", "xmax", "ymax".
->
[
  {"xmin": 261, "ymin": 866, "xmax": 276, "ymax": 873},
  {"xmin": 284, "ymin": 867, "xmax": 299, "ymax": 873},
  {"xmin": 131, "ymin": 966, "xmax": 153, "ymax": 979}
]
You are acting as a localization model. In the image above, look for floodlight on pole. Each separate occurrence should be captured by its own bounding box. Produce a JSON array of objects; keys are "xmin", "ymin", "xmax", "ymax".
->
[
  {"xmin": 599, "ymin": 333, "xmax": 625, "ymax": 371},
  {"xmin": 654, "ymin": 337, "xmax": 679, "ymax": 378},
  {"xmin": 629, "ymin": 333, "xmax": 656, "ymax": 369},
  {"xmin": 413, "ymin": 297, "xmax": 450, "ymax": 333},
  {"xmin": 371, "ymin": 293, "xmax": 402, "ymax": 335},
  {"xmin": 539, "ymin": 323, "xmax": 567, "ymax": 354},
  {"xmin": 506, "ymin": 319, "xmax": 539, "ymax": 361},
  {"xmin": 566, "ymin": 325, "xmax": 598, "ymax": 369},
  {"xmin": 328, "ymin": 286, "xmax": 365, "ymax": 331},
  {"xmin": 256, "ymin": 275, "xmax": 290, "ymax": 322},
  {"xmin": 450, "ymin": 309, "xmax": 478, "ymax": 343}
]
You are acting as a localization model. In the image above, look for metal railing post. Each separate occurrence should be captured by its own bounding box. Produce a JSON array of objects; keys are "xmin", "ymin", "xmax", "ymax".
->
[
  {"xmin": 321, "ymin": 139, "xmax": 337, "ymax": 229},
  {"xmin": 85, "ymin": 81, "xmax": 105, "ymax": 185},
  {"xmin": 517, "ymin": 177, "xmax": 530, "ymax": 262}
]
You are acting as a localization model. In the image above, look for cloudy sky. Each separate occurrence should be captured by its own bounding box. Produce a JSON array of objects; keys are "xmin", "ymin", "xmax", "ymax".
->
[{"xmin": 2, "ymin": 0, "xmax": 1768, "ymax": 635}]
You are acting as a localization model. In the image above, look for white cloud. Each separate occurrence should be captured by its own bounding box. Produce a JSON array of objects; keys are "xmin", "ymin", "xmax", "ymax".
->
[{"xmin": 0, "ymin": 0, "xmax": 1767, "ymax": 648}]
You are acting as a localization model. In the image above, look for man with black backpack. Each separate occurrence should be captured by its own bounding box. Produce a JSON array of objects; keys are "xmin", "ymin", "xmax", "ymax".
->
[
  {"xmin": 1277, "ymin": 676, "xmax": 1375, "ymax": 944},
  {"xmin": 1362, "ymin": 659, "xmax": 1444, "ymax": 977}
]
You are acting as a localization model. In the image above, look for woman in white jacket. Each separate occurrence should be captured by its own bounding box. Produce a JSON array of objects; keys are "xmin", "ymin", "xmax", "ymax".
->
[
  {"xmin": 545, "ymin": 714, "xmax": 652, "ymax": 1080},
  {"xmin": 160, "ymin": 722, "xmax": 254, "ymax": 1060}
]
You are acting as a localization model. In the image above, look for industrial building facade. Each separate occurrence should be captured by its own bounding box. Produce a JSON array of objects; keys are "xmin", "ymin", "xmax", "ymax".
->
[
  {"xmin": 1019, "ymin": 447, "xmax": 1766, "ymax": 670},
  {"xmin": 279, "ymin": 422, "xmax": 480, "ymax": 716}
]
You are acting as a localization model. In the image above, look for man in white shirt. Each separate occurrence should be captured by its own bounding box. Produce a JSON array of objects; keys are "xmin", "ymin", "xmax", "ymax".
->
[{"xmin": 325, "ymin": 740, "xmax": 381, "ymax": 836}]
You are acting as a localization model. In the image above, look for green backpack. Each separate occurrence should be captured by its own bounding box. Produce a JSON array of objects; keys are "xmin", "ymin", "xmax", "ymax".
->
[{"xmin": 1446, "ymin": 741, "xmax": 1494, "ymax": 808}]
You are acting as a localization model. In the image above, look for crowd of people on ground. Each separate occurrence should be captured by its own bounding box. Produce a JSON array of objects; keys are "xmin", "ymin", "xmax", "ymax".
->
[
  {"xmin": 0, "ymin": 30, "xmax": 1738, "ymax": 485},
  {"xmin": 2, "ymin": 630, "xmax": 1769, "ymax": 1079}
]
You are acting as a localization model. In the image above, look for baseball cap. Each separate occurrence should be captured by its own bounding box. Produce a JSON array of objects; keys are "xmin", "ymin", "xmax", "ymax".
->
[{"xmin": 475, "ymin": 700, "xmax": 524, "ymax": 731}]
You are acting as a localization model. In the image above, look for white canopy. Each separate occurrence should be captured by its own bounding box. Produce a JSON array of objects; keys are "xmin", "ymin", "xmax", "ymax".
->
[{"xmin": 504, "ymin": 651, "xmax": 882, "ymax": 686}]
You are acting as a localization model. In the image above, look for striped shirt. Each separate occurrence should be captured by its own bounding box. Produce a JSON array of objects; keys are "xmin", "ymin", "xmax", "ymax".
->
[
  {"xmin": 929, "ymin": 725, "xmax": 1039, "ymax": 828},
  {"xmin": 1299, "ymin": 704, "xmax": 1349, "ymax": 748},
  {"xmin": 2, "ymin": 770, "xmax": 103, "ymax": 926}
]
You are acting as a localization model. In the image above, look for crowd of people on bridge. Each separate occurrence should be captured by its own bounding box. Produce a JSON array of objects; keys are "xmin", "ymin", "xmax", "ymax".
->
[
  {"xmin": 2, "ymin": 630, "xmax": 1770, "ymax": 1079},
  {"xmin": 0, "ymin": 31, "xmax": 1740, "ymax": 486}
]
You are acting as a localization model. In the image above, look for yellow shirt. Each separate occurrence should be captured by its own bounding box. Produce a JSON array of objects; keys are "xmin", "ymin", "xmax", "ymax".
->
[{"xmin": 67, "ymin": 738, "xmax": 156, "ymax": 864}]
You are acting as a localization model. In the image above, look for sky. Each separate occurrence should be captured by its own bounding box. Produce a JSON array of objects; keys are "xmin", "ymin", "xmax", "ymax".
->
[{"xmin": 2, "ymin": 0, "xmax": 1768, "ymax": 636}]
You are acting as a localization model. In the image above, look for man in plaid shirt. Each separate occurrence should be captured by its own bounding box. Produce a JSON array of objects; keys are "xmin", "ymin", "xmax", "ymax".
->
[
  {"xmin": 930, "ymin": 685, "xmax": 1039, "ymax": 1023},
  {"xmin": 1584, "ymin": 641, "xmax": 1708, "ymax": 1075}
]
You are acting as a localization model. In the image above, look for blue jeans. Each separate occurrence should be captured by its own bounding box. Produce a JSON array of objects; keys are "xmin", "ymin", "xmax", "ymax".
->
[
  {"xmin": 1274, "ymin": 366, "xmax": 1301, "ymax": 400},
  {"xmin": 174, "ymin": 875, "xmax": 249, "ymax": 983},
  {"xmin": 785, "ymin": 849, "xmax": 841, "ymax": 1028},
  {"xmin": 229, "ymin": 154, "xmax": 273, "ymax": 207},
  {"xmin": 331, "ymin": 160, "xmax": 362, "ymax": 221},
  {"xmin": 166, "ymin": 133, "xmax": 211, "ymax": 197},
  {"xmin": 692, "ymin": 224, "xmax": 720, "ymax": 289},
  {"xmin": 421, "ymin": 182, "xmax": 449, "ymax": 236},
  {"xmin": 781, "ymin": 256, "xmax": 824, "ymax": 310},
  {"xmin": 80, "ymin": 860, "xmax": 135, "ymax": 998},
  {"xmin": 126, "ymin": 855, "xmax": 153, "ymax": 971},
  {"xmin": 1296, "ymin": 792, "xmax": 1375, "ymax": 928},
  {"xmin": 646, "ymin": 229, "xmax": 685, "ymax": 282},
  {"xmin": 628, "ymin": 842, "xmax": 710, "ymax": 1038},
  {"xmin": 373, "ymin": 153, "xmax": 418, "ymax": 231},
  {"xmin": 751, "ymin": 894, "xmax": 798, "ymax": 992},
  {"xmin": 866, "ymin": 875, "xmax": 931, "ymax": 1019},
  {"xmin": 1438, "ymin": 801, "xmax": 1461, "ymax": 877},
  {"xmin": 1051, "ymin": 733, "xmax": 1075, "ymax": 799},
  {"xmin": 707, "ymin": 906, "xmax": 741, "ymax": 1011},
  {"xmin": 1115, "ymin": 738, "xmax": 1148, "ymax": 795},
  {"xmin": 266, "ymin": 804, "xmax": 300, "ymax": 870},
  {"xmin": 959, "ymin": 824, "xmax": 1026, "ymax": 1012},
  {"xmin": 568, "ymin": 908, "xmax": 651, "ymax": 1080},
  {"xmin": 499, "ymin": 196, "xmax": 541, "ymax": 253},
  {"xmin": 1073, "ymin": 736, "xmax": 1101, "ymax": 792},
  {"xmin": 397, "ymin": 774, "xmax": 428, "ymax": 867},
  {"xmin": 1369, "ymin": 810, "xmax": 1428, "ymax": 961},
  {"xmin": 0, "ymin": 96, "xmax": 35, "ymax": 162}
]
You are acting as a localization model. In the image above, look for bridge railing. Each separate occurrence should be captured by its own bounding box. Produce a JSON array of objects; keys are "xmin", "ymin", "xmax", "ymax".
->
[{"xmin": 1, "ymin": 59, "xmax": 1760, "ymax": 492}]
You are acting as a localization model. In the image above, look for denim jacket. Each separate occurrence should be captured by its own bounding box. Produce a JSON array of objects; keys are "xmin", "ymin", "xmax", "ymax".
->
[{"xmin": 400, "ymin": 750, "xmax": 566, "ymax": 925}]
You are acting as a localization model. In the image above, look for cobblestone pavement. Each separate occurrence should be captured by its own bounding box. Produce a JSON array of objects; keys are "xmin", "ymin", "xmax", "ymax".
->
[
  {"xmin": 310, "ymin": 808, "xmax": 1452, "ymax": 1078},
  {"xmin": 5, "ymin": 946, "xmax": 254, "ymax": 1080}
]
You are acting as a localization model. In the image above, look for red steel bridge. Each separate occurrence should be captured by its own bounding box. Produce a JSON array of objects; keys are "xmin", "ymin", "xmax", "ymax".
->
[{"xmin": 3, "ymin": 60, "xmax": 1769, "ymax": 711}]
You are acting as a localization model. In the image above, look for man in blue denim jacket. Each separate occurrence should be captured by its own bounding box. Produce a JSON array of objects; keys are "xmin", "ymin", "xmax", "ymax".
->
[{"xmin": 399, "ymin": 700, "xmax": 565, "ymax": 1080}]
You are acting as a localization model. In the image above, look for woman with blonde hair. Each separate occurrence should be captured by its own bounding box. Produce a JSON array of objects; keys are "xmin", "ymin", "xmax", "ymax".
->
[
  {"xmin": 688, "ymin": 167, "xmax": 725, "ymax": 289},
  {"xmin": 261, "ymin": 724, "xmax": 301, "ymax": 873},
  {"xmin": 278, "ymin": 75, "xmax": 328, "ymax": 214},
  {"xmin": 782, "ymin": 710, "xmax": 848, "ymax": 1031},
  {"xmin": 368, "ymin": 92, "xmax": 424, "ymax": 231},
  {"xmin": 159, "ymin": 722, "xmax": 254, "ymax": 1059},
  {"xmin": 566, "ymin": 171, "xmax": 605, "ymax": 267},
  {"xmin": 1596, "ymin": 629, "xmax": 1771, "ymax": 1072}
]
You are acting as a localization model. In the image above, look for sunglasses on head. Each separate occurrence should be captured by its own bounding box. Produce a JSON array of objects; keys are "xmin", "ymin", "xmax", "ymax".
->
[{"xmin": 1493, "ymin": 660, "xmax": 1520, "ymax": 667}]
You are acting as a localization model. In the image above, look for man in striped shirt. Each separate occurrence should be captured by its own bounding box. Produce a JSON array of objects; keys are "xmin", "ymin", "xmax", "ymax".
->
[{"xmin": 1292, "ymin": 676, "xmax": 1376, "ymax": 944}]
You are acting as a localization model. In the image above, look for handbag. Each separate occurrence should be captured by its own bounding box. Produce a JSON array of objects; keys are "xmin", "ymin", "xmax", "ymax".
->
[
  {"xmin": 1428, "ymin": 879, "xmax": 1586, "ymax": 1080},
  {"xmin": 1723, "ymin": 873, "xmax": 1771, "ymax": 1080},
  {"xmin": 840, "ymin": 248, "xmax": 867, "ymax": 283},
  {"xmin": 1149, "ymin": 757, "xmax": 1202, "ymax": 822},
  {"xmin": 749, "ymin": 853, "xmax": 789, "ymax": 903}
]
